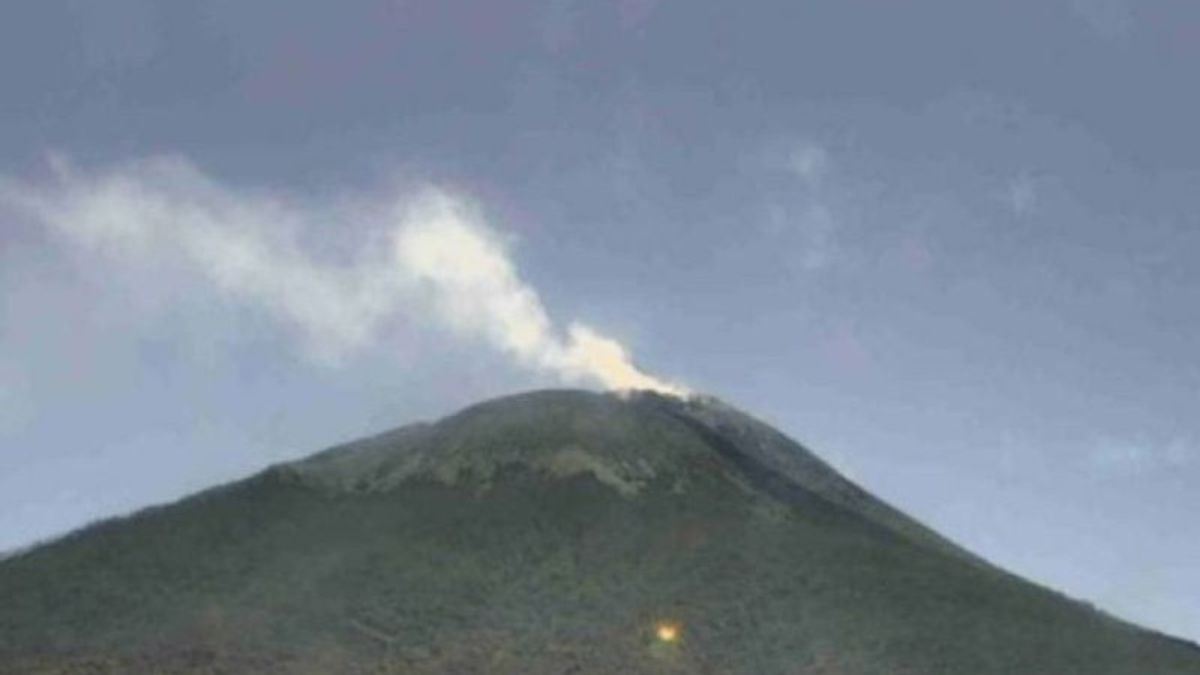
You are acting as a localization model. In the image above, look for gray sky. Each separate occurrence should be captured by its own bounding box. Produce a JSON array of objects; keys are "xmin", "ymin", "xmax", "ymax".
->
[{"xmin": 1, "ymin": 0, "xmax": 1197, "ymax": 642}]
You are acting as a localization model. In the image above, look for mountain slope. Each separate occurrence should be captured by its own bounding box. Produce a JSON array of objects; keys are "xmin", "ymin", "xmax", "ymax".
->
[{"xmin": 1, "ymin": 389, "xmax": 1197, "ymax": 674}]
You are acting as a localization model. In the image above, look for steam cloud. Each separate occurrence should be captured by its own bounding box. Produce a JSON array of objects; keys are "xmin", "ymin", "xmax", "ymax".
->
[{"xmin": 1, "ymin": 156, "xmax": 686, "ymax": 396}]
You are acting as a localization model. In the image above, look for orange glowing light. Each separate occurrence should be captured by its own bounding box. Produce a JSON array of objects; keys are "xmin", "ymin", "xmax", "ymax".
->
[{"xmin": 655, "ymin": 621, "xmax": 681, "ymax": 643}]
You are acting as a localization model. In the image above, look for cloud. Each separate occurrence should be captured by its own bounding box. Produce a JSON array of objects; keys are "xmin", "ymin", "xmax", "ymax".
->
[
  {"xmin": 786, "ymin": 142, "xmax": 828, "ymax": 187},
  {"xmin": 1163, "ymin": 437, "xmax": 1197, "ymax": 467},
  {"xmin": 1007, "ymin": 174, "xmax": 1037, "ymax": 217},
  {"xmin": 1087, "ymin": 436, "xmax": 1195, "ymax": 476},
  {"xmin": 1068, "ymin": 0, "xmax": 1131, "ymax": 40},
  {"xmin": 0, "ymin": 155, "xmax": 686, "ymax": 396},
  {"xmin": 762, "ymin": 140, "xmax": 839, "ymax": 271}
]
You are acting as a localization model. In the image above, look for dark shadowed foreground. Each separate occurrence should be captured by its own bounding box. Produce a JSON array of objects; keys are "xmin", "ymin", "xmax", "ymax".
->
[{"xmin": 2, "ymin": 390, "xmax": 1197, "ymax": 674}]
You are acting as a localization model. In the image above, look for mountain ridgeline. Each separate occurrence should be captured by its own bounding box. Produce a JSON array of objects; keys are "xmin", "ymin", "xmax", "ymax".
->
[{"xmin": 1, "ymin": 389, "xmax": 1197, "ymax": 674}]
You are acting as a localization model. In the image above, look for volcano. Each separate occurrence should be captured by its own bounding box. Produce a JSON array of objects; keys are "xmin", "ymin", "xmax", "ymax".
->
[{"xmin": 1, "ymin": 389, "xmax": 1197, "ymax": 673}]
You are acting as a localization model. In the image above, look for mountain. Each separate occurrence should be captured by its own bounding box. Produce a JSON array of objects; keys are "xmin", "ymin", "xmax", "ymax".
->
[{"xmin": 1, "ymin": 389, "xmax": 1197, "ymax": 674}]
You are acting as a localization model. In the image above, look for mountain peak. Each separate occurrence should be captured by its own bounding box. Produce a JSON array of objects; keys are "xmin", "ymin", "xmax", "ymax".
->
[
  {"xmin": 285, "ymin": 389, "xmax": 691, "ymax": 496},
  {"xmin": 280, "ymin": 389, "xmax": 971, "ymax": 562},
  {"xmin": 282, "ymin": 389, "xmax": 834, "ymax": 500}
]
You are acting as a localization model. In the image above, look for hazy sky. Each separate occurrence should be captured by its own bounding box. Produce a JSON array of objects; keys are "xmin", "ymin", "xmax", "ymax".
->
[{"xmin": 1, "ymin": 0, "xmax": 1197, "ymax": 642}]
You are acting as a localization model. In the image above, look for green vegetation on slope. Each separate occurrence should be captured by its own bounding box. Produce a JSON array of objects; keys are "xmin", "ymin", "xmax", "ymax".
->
[{"xmin": 1, "ymin": 390, "xmax": 1197, "ymax": 674}]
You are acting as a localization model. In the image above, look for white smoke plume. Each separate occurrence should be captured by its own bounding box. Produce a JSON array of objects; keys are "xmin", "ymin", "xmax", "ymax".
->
[{"xmin": 1, "ymin": 155, "xmax": 687, "ymax": 396}]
